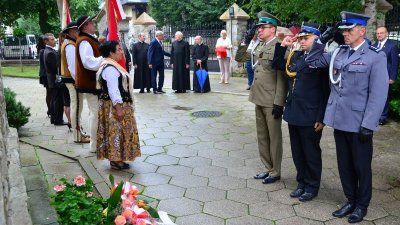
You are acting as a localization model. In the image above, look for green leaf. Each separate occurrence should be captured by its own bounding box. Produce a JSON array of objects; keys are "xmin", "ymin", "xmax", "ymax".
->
[
  {"xmin": 146, "ymin": 206, "xmax": 160, "ymax": 219},
  {"xmin": 109, "ymin": 174, "xmax": 114, "ymax": 187}
]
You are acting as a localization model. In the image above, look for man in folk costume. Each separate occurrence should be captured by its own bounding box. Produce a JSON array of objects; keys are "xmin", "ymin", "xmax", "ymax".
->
[
  {"xmin": 281, "ymin": 22, "xmax": 330, "ymax": 202},
  {"xmin": 250, "ymin": 12, "xmax": 288, "ymax": 184},
  {"xmin": 171, "ymin": 31, "xmax": 190, "ymax": 93},
  {"xmin": 305, "ymin": 12, "xmax": 388, "ymax": 223},
  {"xmin": 60, "ymin": 21, "xmax": 90, "ymax": 143},
  {"xmin": 75, "ymin": 15, "xmax": 103, "ymax": 152},
  {"xmin": 132, "ymin": 32, "xmax": 151, "ymax": 93}
]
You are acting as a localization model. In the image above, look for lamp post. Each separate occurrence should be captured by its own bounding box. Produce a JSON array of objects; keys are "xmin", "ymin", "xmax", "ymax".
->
[{"xmin": 229, "ymin": 6, "xmax": 234, "ymax": 77}]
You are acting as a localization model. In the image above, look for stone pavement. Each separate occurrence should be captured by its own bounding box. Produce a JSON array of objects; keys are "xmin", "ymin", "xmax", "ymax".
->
[{"xmin": 3, "ymin": 72, "xmax": 400, "ymax": 225}]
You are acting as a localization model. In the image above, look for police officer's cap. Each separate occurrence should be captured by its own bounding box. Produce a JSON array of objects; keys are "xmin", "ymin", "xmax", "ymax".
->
[
  {"xmin": 62, "ymin": 21, "xmax": 78, "ymax": 34},
  {"xmin": 256, "ymin": 11, "xmax": 280, "ymax": 27},
  {"xmin": 338, "ymin": 11, "xmax": 370, "ymax": 29},
  {"xmin": 298, "ymin": 22, "xmax": 321, "ymax": 37},
  {"xmin": 77, "ymin": 15, "xmax": 92, "ymax": 30}
]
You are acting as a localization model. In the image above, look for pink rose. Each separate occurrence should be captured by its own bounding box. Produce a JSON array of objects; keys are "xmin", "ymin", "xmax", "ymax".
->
[
  {"xmin": 74, "ymin": 175, "xmax": 86, "ymax": 187},
  {"xmin": 122, "ymin": 199, "xmax": 133, "ymax": 208},
  {"xmin": 114, "ymin": 215, "xmax": 126, "ymax": 225},
  {"xmin": 86, "ymin": 192, "xmax": 93, "ymax": 197},
  {"xmin": 136, "ymin": 219, "xmax": 146, "ymax": 225},
  {"xmin": 122, "ymin": 209, "xmax": 133, "ymax": 220},
  {"xmin": 53, "ymin": 184, "xmax": 66, "ymax": 192}
]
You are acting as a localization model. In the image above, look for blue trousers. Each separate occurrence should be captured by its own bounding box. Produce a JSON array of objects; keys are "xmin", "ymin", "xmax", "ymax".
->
[
  {"xmin": 151, "ymin": 64, "xmax": 164, "ymax": 91},
  {"xmin": 246, "ymin": 60, "xmax": 254, "ymax": 86}
]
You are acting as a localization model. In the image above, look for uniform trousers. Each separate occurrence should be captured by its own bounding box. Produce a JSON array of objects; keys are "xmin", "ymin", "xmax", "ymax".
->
[
  {"xmin": 151, "ymin": 64, "xmax": 165, "ymax": 91},
  {"xmin": 66, "ymin": 83, "xmax": 84, "ymax": 142},
  {"xmin": 218, "ymin": 57, "xmax": 231, "ymax": 83},
  {"xmin": 49, "ymin": 87, "xmax": 64, "ymax": 124},
  {"xmin": 255, "ymin": 105, "xmax": 283, "ymax": 177},
  {"xmin": 289, "ymin": 125, "xmax": 322, "ymax": 194},
  {"xmin": 85, "ymin": 93, "xmax": 99, "ymax": 152},
  {"xmin": 334, "ymin": 129, "xmax": 373, "ymax": 210}
]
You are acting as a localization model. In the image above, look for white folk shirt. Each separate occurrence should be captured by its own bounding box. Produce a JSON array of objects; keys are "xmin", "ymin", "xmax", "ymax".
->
[
  {"xmin": 79, "ymin": 40, "xmax": 103, "ymax": 71},
  {"xmin": 65, "ymin": 40, "xmax": 76, "ymax": 79},
  {"xmin": 216, "ymin": 37, "xmax": 232, "ymax": 58},
  {"xmin": 101, "ymin": 66, "xmax": 123, "ymax": 106}
]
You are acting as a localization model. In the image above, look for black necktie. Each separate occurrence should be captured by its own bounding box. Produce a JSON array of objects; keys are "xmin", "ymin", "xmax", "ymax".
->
[{"xmin": 348, "ymin": 49, "xmax": 355, "ymax": 58}]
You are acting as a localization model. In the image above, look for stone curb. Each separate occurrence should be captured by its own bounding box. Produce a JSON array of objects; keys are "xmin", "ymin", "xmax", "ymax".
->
[{"xmin": 5, "ymin": 128, "xmax": 33, "ymax": 225}]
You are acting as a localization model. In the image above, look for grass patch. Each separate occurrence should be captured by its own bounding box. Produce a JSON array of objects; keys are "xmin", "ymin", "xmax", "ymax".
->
[{"xmin": 0, "ymin": 66, "xmax": 39, "ymax": 78}]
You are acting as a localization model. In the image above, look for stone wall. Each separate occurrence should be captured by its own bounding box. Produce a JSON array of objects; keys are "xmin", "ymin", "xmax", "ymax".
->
[{"xmin": 0, "ymin": 74, "xmax": 32, "ymax": 225}]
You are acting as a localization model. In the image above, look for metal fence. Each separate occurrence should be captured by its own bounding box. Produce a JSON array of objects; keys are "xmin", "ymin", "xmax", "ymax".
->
[
  {"xmin": 386, "ymin": 1, "xmax": 400, "ymax": 48},
  {"xmin": 149, "ymin": 22, "xmax": 226, "ymax": 72}
]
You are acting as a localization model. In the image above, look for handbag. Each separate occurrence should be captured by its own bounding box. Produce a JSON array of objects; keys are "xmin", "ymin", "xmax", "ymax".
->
[{"xmin": 215, "ymin": 47, "xmax": 227, "ymax": 59}]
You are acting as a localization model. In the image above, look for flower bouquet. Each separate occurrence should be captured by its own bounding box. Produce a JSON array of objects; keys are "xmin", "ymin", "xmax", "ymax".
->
[{"xmin": 52, "ymin": 175, "xmax": 176, "ymax": 225}]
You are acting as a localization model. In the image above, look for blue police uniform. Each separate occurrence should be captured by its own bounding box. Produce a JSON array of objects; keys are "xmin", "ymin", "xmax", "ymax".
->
[
  {"xmin": 283, "ymin": 22, "xmax": 330, "ymax": 200},
  {"xmin": 305, "ymin": 11, "xmax": 388, "ymax": 222}
]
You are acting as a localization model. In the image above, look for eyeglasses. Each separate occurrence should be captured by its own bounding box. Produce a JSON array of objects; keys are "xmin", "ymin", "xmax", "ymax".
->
[{"xmin": 259, "ymin": 26, "xmax": 274, "ymax": 30}]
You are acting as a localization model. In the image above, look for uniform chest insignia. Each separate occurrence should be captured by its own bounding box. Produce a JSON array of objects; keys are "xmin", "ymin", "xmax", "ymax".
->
[{"xmin": 351, "ymin": 61, "xmax": 365, "ymax": 65}]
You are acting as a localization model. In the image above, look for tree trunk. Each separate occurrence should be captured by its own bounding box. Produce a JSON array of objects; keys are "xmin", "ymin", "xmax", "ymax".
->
[
  {"xmin": 19, "ymin": 38, "xmax": 23, "ymax": 72},
  {"xmin": 364, "ymin": 0, "xmax": 377, "ymax": 41},
  {"xmin": 38, "ymin": 2, "xmax": 50, "ymax": 33}
]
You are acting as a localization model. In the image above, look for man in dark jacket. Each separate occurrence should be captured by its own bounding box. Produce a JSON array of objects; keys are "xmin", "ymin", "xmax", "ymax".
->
[
  {"xmin": 147, "ymin": 30, "xmax": 171, "ymax": 94},
  {"xmin": 132, "ymin": 32, "xmax": 151, "ymax": 93},
  {"xmin": 192, "ymin": 35, "xmax": 210, "ymax": 93},
  {"xmin": 43, "ymin": 33, "xmax": 66, "ymax": 125},
  {"xmin": 373, "ymin": 26, "xmax": 399, "ymax": 125},
  {"xmin": 282, "ymin": 22, "xmax": 330, "ymax": 202}
]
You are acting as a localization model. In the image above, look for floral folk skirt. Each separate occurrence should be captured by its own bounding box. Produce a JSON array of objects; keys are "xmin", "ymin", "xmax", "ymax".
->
[{"xmin": 96, "ymin": 100, "xmax": 141, "ymax": 161}]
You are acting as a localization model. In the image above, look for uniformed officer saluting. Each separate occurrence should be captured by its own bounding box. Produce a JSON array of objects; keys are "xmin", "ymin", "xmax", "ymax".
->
[
  {"xmin": 281, "ymin": 22, "xmax": 330, "ymax": 202},
  {"xmin": 250, "ymin": 12, "xmax": 288, "ymax": 184},
  {"xmin": 306, "ymin": 12, "xmax": 388, "ymax": 223}
]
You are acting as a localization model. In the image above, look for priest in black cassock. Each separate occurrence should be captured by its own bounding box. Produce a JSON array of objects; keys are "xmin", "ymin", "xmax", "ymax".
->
[
  {"xmin": 171, "ymin": 31, "xmax": 190, "ymax": 93},
  {"xmin": 132, "ymin": 32, "xmax": 151, "ymax": 93},
  {"xmin": 192, "ymin": 35, "xmax": 210, "ymax": 93}
]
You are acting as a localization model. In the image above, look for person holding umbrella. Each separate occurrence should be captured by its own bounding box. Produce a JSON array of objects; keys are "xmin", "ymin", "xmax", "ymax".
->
[{"xmin": 192, "ymin": 36, "xmax": 210, "ymax": 93}]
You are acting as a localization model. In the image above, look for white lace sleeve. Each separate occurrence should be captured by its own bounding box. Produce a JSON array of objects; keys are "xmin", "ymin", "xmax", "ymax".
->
[{"xmin": 101, "ymin": 66, "xmax": 123, "ymax": 106}]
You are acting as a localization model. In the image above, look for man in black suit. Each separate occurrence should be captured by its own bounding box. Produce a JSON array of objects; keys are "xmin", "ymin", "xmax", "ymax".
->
[
  {"xmin": 43, "ymin": 33, "xmax": 66, "ymax": 125},
  {"xmin": 281, "ymin": 22, "xmax": 330, "ymax": 202},
  {"xmin": 374, "ymin": 26, "xmax": 399, "ymax": 125},
  {"xmin": 147, "ymin": 30, "xmax": 171, "ymax": 94}
]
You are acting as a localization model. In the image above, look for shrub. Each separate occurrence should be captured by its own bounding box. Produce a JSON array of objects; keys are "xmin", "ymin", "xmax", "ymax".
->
[
  {"xmin": 4, "ymin": 87, "xmax": 31, "ymax": 129},
  {"xmin": 389, "ymin": 71, "xmax": 400, "ymax": 120}
]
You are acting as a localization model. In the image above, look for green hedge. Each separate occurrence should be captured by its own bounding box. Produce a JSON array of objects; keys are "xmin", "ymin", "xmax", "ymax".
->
[
  {"xmin": 389, "ymin": 71, "xmax": 400, "ymax": 120},
  {"xmin": 4, "ymin": 88, "xmax": 31, "ymax": 129}
]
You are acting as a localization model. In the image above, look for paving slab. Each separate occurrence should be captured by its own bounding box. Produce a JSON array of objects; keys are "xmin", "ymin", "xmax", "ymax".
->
[{"xmin": 5, "ymin": 76, "xmax": 400, "ymax": 225}]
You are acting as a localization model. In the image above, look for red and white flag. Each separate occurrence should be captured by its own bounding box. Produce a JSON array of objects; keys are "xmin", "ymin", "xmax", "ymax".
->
[
  {"xmin": 106, "ymin": 0, "xmax": 127, "ymax": 69},
  {"xmin": 61, "ymin": 0, "xmax": 72, "ymax": 29}
]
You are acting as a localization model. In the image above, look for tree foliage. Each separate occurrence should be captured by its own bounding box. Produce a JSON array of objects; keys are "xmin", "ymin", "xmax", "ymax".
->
[
  {"xmin": 0, "ymin": 0, "xmax": 99, "ymax": 35},
  {"xmin": 149, "ymin": 0, "xmax": 244, "ymax": 26},
  {"xmin": 149, "ymin": 0, "xmax": 363, "ymax": 26}
]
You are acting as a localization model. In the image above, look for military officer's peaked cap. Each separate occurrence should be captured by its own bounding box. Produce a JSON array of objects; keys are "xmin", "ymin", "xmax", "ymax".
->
[
  {"xmin": 338, "ymin": 11, "xmax": 370, "ymax": 29},
  {"xmin": 298, "ymin": 22, "xmax": 321, "ymax": 37},
  {"xmin": 77, "ymin": 15, "xmax": 93, "ymax": 30},
  {"xmin": 62, "ymin": 21, "xmax": 78, "ymax": 34},
  {"xmin": 256, "ymin": 11, "xmax": 280, "ymax": 27}
]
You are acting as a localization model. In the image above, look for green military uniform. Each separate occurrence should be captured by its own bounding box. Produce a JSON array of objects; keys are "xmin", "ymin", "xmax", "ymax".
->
[{"xmin": 249, "ymin": 37, "xmax": 288, "ymax": 178}]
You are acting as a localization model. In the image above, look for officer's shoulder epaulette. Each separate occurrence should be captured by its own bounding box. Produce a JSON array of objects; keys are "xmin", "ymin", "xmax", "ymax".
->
[{"xmin": 369, "ymin": 45, "xmax": 380, "ymax": 53}]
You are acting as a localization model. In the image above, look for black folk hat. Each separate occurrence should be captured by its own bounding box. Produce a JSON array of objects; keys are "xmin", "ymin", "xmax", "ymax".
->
[
  {"xmin": 77, "ymin": 16, "xmax": 92, "ymax": 30},
  {"xmin": 62, "ymin": 21, "xmax": 78, "ymax": 34}
]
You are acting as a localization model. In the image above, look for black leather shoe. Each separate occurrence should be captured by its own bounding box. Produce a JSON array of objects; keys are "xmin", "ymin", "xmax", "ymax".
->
[
  {"xmin": 158, "ymin": 89, "xmax": 166, "ymax": 93},
  {"xmin": 332, "ymin": 202, "xmax": 356, "ymax": 218},
  {"xmin": 139, "ymin": 89, "xmax": 144, "ymax": 93},
  {"xmin": 262, "ymin": 176, "xmax": 280, "ymax": 184},
  {"xmin": 153, "ymin": 91, "xmax": 160, "ymax": 94},
  {"xmin": 54, "ymin": 121, "xmax": 68, "ymax": 126},
  {"xmin": 290, "ymin": 188, "xmax": 304, "ymax": 198},
  {"xmin": 299, "ymin": 192, "xmax": 317, "ymax": 202},
  {"xmin": 348, "ymin": 207, "xmax": 367, "ymax": 223},
  {"xmin": 146, "ymin": 89, "xmax": 151, "ymax": 93},
  {"xmin": 254, "ymin": 172, "xmax": 269, "ymax": 180}
]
